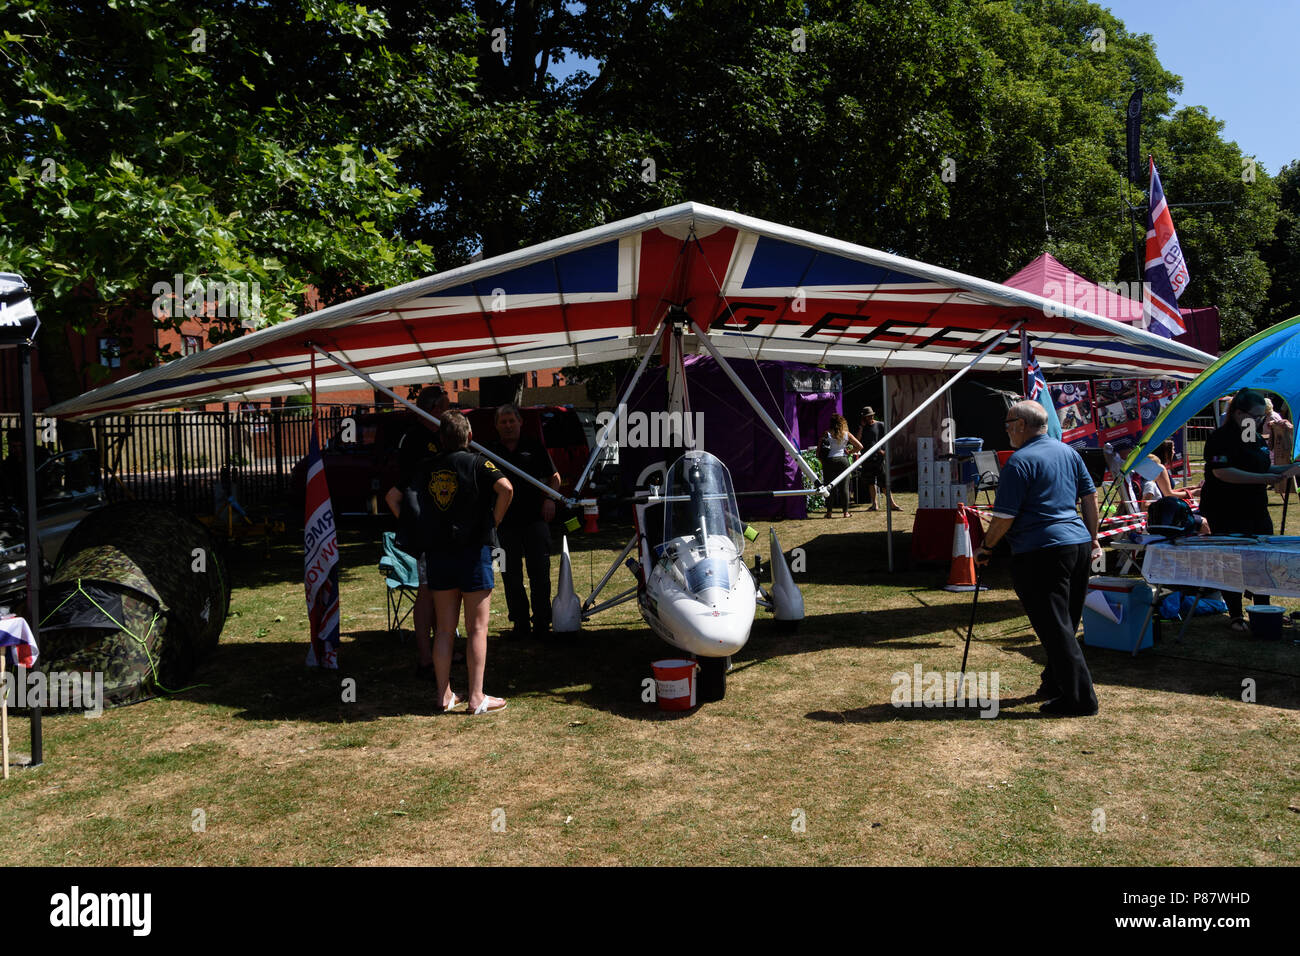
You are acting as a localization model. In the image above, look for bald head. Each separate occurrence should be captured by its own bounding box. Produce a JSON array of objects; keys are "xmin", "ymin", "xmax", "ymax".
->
[
  {"xmin": 1009, "ymin": 400, "xmax": 1048, "ymax": 432},
  {"xmin": 1005, "ymin": 400, "xmax": 1048, "ymax": 448}
]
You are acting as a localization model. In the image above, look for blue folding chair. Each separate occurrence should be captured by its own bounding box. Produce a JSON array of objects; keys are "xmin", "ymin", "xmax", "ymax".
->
[{"xmin": 379, "ymin": 531, "xmax": 419, "ymax": 639}]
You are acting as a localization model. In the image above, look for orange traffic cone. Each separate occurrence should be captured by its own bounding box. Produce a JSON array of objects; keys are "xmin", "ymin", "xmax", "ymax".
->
[{"xmin": 943, "ymin": 505, "xmax": 983, "ymax": 592}]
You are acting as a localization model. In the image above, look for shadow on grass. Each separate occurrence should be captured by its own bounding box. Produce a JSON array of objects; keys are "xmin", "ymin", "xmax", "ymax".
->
[
  {"xmin": 805, "ymin": 693, "xmax": 1053, "ymax": 723},
  {"xmin": 176, "ymin": 593, "xmax": 1037, "ymax": 722},
  {"xmin": 204, "ymin": 518, "xmax": 1300, "ymax": 720}
]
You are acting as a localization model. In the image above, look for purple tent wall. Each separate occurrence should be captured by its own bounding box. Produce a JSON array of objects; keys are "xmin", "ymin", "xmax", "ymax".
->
[{"xmin": 619, "ymin": 357, "xmax": 841, "ymax": 519}]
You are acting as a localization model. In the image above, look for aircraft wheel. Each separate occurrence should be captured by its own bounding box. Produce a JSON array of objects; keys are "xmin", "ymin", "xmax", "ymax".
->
[{"xmin": 697, "ymin": 656, "xmax": 727, "ymax": 702}]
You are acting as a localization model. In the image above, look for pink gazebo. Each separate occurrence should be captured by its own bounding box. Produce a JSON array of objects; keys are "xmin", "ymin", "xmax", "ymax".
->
[{"xmin": 1005, "ymin": 254, "xmax": 1219, "ymax": 356}]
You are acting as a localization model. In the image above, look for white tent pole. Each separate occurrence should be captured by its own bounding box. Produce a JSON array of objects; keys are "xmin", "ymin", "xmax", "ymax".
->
[
  {"xmin": 884, "ymin": 374, "xmax": 894, "ymax": 573},
  {"xmin": 573, "ymin": 313, "xmax": 669, "ymax": 495},
  {"xmin": 686, "ymin": 318, "xmax": 824, "ymax": 488},
  {"xmin": 309, "ymin": 344, "xmax": 579, "ymax": 507},
  {"xmin": 824, "ymin": 321, "xmax": 1027, "ymax": 492}
]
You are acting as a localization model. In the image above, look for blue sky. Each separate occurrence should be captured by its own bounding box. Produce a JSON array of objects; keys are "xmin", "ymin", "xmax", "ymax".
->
[{"xmin": 1077, "ymin": 1, "xmax": 1295, "ymax": 175}]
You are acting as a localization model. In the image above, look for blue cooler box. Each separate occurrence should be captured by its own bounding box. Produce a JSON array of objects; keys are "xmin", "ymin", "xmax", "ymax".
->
[{"xmin": 1082, "ymin": 576, "xmax": 1154, "ymax": 652}]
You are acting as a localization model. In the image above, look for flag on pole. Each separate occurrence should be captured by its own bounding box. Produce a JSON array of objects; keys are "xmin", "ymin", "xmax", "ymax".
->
[
  {"xmin": 1143, "ymin": 158, "xmax": 1190, "ymax": 338},
  {"xmin": 303, "ymin": 424, "xmax": 340, "ymax": 669},
  {"xmin": 1022, "ymin": 338, "xmax": 1063, "ymax": 441},
  {"xmin": 0, "ymin": 615, "xmax": 38, "ymax": 668}
]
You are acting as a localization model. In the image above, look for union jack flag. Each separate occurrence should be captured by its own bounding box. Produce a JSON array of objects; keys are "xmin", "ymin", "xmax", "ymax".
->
[
  {"xmin": 303, "ymin": 423, "xmax": 340, "ymax": 669},
  {"xmin": 1143, "ymin": 159, "xmax": 1189, "ymax": 338},
  {"xmin": 0, "ymin": 614, "xmax": 37, "ymax": 669},
  {"xmin": 1025, "ymin": 351, "xmax": 1044, "ymax": 400},
  {"xmin": 1021, "ymin": 338, "xmax": 1062, "ymax": 440}
]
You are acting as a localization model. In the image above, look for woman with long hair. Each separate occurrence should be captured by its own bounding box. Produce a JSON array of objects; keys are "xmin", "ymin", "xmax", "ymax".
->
[
  {"xmin": 819, "ymin": 414, "xmax": 862, "ymax": 518},
  {"xmin": 1139, "ymin": 439, "xmax": 1195, "ymax": 504}
]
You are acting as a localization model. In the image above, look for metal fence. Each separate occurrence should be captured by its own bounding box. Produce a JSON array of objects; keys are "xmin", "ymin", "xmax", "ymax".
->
[{"xmin": 87, "ymin": 405, "xmax": 384, "ymax": 514}]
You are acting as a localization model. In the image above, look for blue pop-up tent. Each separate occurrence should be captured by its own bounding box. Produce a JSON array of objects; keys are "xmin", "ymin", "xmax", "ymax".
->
[{"xmin": 1122, "ymin": 315, "xmax": 1300, "ymax": 474}]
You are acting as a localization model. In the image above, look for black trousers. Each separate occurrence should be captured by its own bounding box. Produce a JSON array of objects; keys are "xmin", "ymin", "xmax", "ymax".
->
[
  {"xmin": 1010, "ymin": 542, "xmax": 1098, "ymax": 711},
  {"xmin": 497, "ymin": 520, "xmax": 552, "ymax": 631},
  {"xmin": 824, "ymin": 456, "xmax": 850, "ymax": 511}
]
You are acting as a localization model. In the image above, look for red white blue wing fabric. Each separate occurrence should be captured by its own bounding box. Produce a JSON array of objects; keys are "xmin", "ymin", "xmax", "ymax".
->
[
  {"xmin": 0, "ymin": 614, "xmax": 38, "ymax": 668},
  {"xmin": 46, "ymin": 203, "xmax": 1214, "ymax": 419},
  {"xmin": 303, "ymin": 424, "xmax": 340, "ymax": 669},
  {"xmin": 1143, "ymin": 160, "xmax": 1190, "ymax": 338}
]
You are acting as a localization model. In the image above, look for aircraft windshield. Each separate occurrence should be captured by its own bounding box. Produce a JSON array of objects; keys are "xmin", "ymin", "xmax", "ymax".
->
[{"xmin": 663, "ymin": 451, "xmax": 745, "ymax": 553}]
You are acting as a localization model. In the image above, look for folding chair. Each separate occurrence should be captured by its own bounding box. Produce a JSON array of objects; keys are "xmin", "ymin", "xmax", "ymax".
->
[
  {"xmin": 972, "ymin": 450, "xmax": 1001, "ymax": 506},
  {"xmin": 1101, "ymin": 444, "xmax": 1142, "ymax": 516},
  {"xmin": 379, "ymin": 531, "xmax": 419, "ymax": 639}
]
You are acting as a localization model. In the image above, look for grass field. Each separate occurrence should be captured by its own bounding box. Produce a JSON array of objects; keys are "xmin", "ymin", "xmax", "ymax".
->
[{"xmin": 1, "ymin": 493, "xmax": 1297, "ymax": 866}]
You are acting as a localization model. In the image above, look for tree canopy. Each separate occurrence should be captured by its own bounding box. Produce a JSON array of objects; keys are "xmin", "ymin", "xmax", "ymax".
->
[{"xmin": 1, "ymin": 0, "xmax": 1293, "ymax": 409}]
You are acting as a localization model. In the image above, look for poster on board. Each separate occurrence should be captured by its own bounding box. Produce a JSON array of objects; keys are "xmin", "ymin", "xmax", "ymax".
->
[
  {"xmin": 1048, "ymin": 381, "xmax": 1098, "ymax": 450},
  {"xmin": 1092, "ymin": 378, "xmax": 1143, "ymax": 444}
]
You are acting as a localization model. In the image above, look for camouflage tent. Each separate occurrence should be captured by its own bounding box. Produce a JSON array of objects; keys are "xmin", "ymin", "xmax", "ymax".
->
[{"xmin": 38, "ymin": 502, "xmax": 230, "ymax": 707}]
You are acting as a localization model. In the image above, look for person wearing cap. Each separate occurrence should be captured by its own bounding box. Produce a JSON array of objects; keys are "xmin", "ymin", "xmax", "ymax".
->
[
  {"xmin": 974, "ymin": 400, "xmax": 1101, "ymax": 716},
  {"xmin": 387, "ymin": 385, "xmax": 450, "ymax": 678},
  {"xmin": 854, "ymin": 407, "xmax": 901, "ymax": 511}
]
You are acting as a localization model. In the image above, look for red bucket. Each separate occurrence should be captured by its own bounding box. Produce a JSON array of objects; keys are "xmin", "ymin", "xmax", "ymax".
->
[{"xmin": 651, "ymin": 659, "xmax": 698, "ymax": 711}]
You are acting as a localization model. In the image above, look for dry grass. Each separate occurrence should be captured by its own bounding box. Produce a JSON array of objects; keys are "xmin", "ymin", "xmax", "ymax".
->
[{"xmin": 1, "ymin": 493, "xmax": 1297, "ymax": 866}]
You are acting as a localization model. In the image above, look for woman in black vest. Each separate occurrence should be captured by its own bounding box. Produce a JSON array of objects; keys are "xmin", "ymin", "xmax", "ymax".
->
[
  {"xmin": 408, "ymin": 410, "xmax": 513, "ymax": 712},
  {"xmin": 1199, "ymin": 389, "xmax": 1300, "ymax": 632}
]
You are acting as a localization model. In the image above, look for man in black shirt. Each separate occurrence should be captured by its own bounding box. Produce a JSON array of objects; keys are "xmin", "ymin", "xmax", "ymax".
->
[
  {"xmin": 488, "ymin": 404, "xmax": 560, "ymax": 639},
  {"xmin": 1199, "ymin": 388, "xmax": 1300, "ymax": 631},
  {"xmin": 396, "ymin": 386, "xmax": 448, "ymax": 482},
  {"xmin": 387, "ymin": 385, "xmax": 449, "ymax": 677},
  {"xmin": 405, "ymin": 410, "xmax": 513, "ymax": 714},
  {"xmin": 854, "ymin": 407, "xmax": 901, "ymax": 510}
]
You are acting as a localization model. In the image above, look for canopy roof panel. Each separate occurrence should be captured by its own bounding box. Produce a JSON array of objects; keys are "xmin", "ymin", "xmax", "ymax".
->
[
  {"xmin": 1123, "ymin": 314, "xmax": 1300, "ymax": 471},
  {"xmin": 48, "ymin": 203, "xmax": 1215, "ymax": 419}
]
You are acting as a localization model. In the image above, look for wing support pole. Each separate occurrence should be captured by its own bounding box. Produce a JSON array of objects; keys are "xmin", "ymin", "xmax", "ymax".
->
[
  {"xmin": 581, "ymin": 534, "xmax": 640, "ymax": 615},
  {"xmin": 821, "ymin": 321, "xmax": 1027, "ymax": 494},
  {"xmin": 686, "ymin": 317, "xmax": 824, "ymax": 488},
  {"xmin": 572, "ymin": 311, "xmax": 672, "ymax": 496},
  {"xmin": 308, "ymin": 343, "xmax": 584, "ymax": 508}
]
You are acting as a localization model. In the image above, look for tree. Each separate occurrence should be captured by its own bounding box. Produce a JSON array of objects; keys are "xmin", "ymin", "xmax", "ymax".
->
[
  {"xmin": 0, "ymin": 0, "xmax": 466, "ymax": 414},
  {"xmin": 1263, "ymin": 160, "xmax": 1300, "ymax": 327}
]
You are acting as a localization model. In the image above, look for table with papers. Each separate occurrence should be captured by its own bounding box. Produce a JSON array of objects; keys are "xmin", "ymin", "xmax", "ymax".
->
[
  {"xmin": 1141, "ymin": 535, "xmax": 1300, "ymax": 598},
  {"xmin": 1128, "ymin": 535, "xmax": 1300, "ymax": 650}
]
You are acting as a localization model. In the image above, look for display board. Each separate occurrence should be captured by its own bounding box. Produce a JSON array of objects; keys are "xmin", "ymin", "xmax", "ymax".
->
[{"xmin": 1049, "ymin": 378, "xmax": 1185, "ymax": 474}]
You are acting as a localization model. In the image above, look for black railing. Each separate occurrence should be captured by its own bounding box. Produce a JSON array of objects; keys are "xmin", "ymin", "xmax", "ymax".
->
[{"xmin": 86, "ymin": 405, "xmax": 383, "ymax": 515}]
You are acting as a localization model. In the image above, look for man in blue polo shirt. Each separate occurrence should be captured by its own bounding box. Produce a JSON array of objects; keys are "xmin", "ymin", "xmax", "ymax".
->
[{"xmin": 975, "ymin": 400, "xmax": 1102, "ymax": 716}]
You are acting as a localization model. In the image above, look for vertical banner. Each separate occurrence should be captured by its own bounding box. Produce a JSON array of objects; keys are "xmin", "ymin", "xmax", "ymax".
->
[
  {"xmin": 1126, "ymin": 89, "xmax": 1144, "ymax": 184},
  {"xmin": 304, "ymin": 423, "xmax": 340, "ymax": 669},
  {"xmin": 1143, "ymin": 158, "xmax": 1190, "ymax": 337}
]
